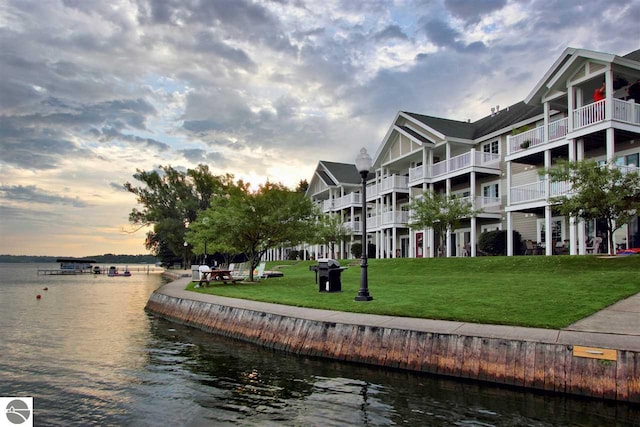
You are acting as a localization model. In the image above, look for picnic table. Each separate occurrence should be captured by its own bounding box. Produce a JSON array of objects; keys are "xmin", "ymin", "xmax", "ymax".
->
[{"xmin": 198, "ymin": 269, "xmax": 239, "ymax": 286}]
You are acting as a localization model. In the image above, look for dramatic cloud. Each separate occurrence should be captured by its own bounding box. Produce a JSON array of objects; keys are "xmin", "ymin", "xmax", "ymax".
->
[{"xmin": 1, "ymin": 0, "xmax": 638, "ymax": 255}]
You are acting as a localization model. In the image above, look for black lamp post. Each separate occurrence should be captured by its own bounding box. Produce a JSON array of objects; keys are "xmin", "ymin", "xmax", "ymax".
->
[
  {"xmin": 183, "ymin": 241, "xmax": 188, "ymax": 270},
  {"xmin": 355, "ymin": 147, "xmax": 373, "ymax": 302}
]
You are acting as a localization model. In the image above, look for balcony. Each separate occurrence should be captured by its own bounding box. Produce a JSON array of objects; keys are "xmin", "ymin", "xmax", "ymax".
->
[
  {"xmin": 381, "ymin": 210, "xmax": 409, "ymax": 226},
  {"xmin": 510, "ymin": 180, "xmax": 571, "ymax": 204},
  {"xmin": 366, "ymin": 175, "xmax": 408, "ymax": 200},
  {"xmin": 432, "ymin": 151, "xmax": 500, "ymax": 178},
  {"xmin": 343, "ymin": 221, "xmax": 362, "ymax": 233},
  {"xmin": 508, "ymin": 98, "xmax": 640, "ymax": 156},
  {"xmin": 334, "ymin": 192, "xmax": 362, "ymax": 209},
  {"xmin": 508, "ymin": 118, "xmax": 568, "ymax": 154}
]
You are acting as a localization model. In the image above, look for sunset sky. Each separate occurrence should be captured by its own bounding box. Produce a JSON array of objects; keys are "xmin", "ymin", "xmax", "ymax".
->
[{"xmin": 1, "ymin": 0, "xmax": 639, "ymax": 256}]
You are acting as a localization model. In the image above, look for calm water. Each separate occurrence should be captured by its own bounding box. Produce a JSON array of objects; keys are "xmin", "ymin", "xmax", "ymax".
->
[{"xmin": 0, "ymin": 263, "xmax": 637, "ymax": 426}]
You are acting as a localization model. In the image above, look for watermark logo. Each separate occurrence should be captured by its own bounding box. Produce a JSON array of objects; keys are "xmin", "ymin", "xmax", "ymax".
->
[{"xmin": 0, "ymin": 398, "xmax": 33, "ymax": 427}]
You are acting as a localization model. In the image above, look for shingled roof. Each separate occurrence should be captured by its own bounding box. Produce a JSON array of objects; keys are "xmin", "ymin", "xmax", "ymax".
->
[
  {"xmin": 402, "ymin": 101, "xmax": 542, "ymax": 142},
  {"xmin": 320, "ymin": 161, "xmax": 364, "ymax": 185}
]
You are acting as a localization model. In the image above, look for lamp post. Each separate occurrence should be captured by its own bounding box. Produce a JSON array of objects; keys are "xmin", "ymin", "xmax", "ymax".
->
[
  {"xmin": 354, "ymin": 147, "xmax": 373, "ymax": 302},
  {"xmin": 183, "ymin": 241, "xmax": 188, "ymax": 270}
]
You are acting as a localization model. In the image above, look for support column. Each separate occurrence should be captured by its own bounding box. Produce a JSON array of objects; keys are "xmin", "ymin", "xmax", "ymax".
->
[
  {"xmin": 471, "ymin": 217, "xmax": 477, "ymax": 257},
  {"xmin": 544, "ymin": 150, "xmax": 552, "ymax": 256},
  {"xmin": 606, "ymin": 127, "xmax": 615, "ymax": 162},
  {"xmin": 507, "ymin": 212, "xmax": 513, "ymax": 256}
]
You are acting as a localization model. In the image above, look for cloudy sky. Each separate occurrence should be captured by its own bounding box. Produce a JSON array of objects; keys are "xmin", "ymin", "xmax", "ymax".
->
[{"xmin": 1, "ymin": 0, "xmax": 638, "ymax": 256}]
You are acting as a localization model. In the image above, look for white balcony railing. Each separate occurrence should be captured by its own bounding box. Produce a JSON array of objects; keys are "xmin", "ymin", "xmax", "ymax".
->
[
  {"xmin": 508, "ymin": 118, "xmax": 569, "ymax": 155},
  {"xmin": 549, "ymin": 117, "xmax": 568, "ymax": 141},
  {"xmin": 380, "ymin": 175, "xmax": 409, "ymax": 192},
  {"xmin": 574, "ymin": 100, "xmax": 605, "ymax": 129},
  {"xmin": 333, "ymin": 192, "xmax": 361, "ymax": 209},
  {"xmin": 381, "ymin": 211, "xmax": 409, "ymax": 226},
  {"xmin": 343, "ymin": 221, "xmax": 362, "ymax": 233},
  {"xmin": 510, "ymin": 179, "xmax": 572, "ymax": 204},
  {"xmin": 613, "ymin": 98, "xmax": 640, "ymax": 125},
  {"xmin": 408, "ymin": 165, "xmax": 426, "ymax": 183},
  {"xmin": 432, "ymin": 151, "xmax": 500, "ymax": 177},
  {"xmin": 322, "ymin": 199, "xmax": 334, "ymax": 211}
]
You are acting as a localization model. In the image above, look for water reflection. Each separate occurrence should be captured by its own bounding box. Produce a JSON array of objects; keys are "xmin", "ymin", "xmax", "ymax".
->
[{"xmin": 147, "ymin": 317, "xmax": 639, "ymax": 426}]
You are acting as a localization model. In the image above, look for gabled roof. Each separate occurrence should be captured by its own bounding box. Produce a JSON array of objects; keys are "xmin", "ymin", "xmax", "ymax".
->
[
  {"xmin": 472, "ymin": 102, "xmax": 542, "ymax": 138},
  {"xmin": 623, "ymin": 48, "xmax": 640, "ymax": 62},
  {"xmin": 403, "ymin": 112, "xmax": 475, "ymax": 139},
  {"xmin": 402, "ymin": 101, "xmax": 542, "ymax": 142},
  {"xmin": 525, "ymin": 47, "xmax": 640, "ymax": 105},
  {"xmin": 319, "ymin": 161, "xmax": 363, "ymax": 185}
]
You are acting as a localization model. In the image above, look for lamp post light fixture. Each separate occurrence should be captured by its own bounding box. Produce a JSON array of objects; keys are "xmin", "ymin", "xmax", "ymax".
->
[
  {"xmin": 183, "ymin": 241, "xmax": 188, "ymax": 270},
  {"xmin": 354, "ymin": 147, "xmax": 373, "ymax": 302}
]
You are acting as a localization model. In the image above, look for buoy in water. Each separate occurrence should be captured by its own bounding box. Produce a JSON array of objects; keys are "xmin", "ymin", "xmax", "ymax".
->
[
  {"xmin": 43, "ymin": 287, "xmax": 48, "ymax": 291},
  {"xmin": 36, "ymin": 294, "xmax": 42, "ymax": 299}
]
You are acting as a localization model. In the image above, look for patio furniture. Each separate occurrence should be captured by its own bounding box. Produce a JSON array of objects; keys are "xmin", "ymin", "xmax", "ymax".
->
[{"xmin": 586, "ymin": 236, "xmax": 603, "ymax": 254}]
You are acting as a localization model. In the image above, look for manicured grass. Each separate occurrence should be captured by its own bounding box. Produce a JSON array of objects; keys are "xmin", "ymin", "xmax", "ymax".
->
[{"xmin": 185, "ymin": 255, "xmax": 640, "ymax": 329}]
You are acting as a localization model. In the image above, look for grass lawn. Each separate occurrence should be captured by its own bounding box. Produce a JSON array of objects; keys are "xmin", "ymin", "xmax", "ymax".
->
[{"xmin": 185, "ymin": 255, "xmax": 640, "ymax": 329}]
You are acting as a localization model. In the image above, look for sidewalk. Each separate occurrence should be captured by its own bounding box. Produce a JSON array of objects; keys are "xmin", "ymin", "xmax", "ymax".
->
[{"xmin": 157, "ymin": 272, "xmax": 640, "ymax": 352}]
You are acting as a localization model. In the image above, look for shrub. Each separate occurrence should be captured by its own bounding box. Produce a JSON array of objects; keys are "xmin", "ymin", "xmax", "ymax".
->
[
  {"xmin": 351, "ymin": 242, "xmax": 362, "ymax": 258},
  {"xmin": 287, "ymin": 250, "xmax": 299, "ymax": 260},
  {"xmin": 479, "ymin": 230, "xmax": 523, "ymax": 256}
]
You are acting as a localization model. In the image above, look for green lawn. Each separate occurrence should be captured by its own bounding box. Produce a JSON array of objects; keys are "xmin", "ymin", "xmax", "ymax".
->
[{"xmin": 185, "ymin": 255, "xmax": 640, "ymax": 329}]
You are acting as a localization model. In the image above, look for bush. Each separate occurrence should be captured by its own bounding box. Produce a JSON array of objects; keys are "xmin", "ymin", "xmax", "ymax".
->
[
  {"xmin": 287, "ymin": 250, "xmax": 299, "ymax": 260},
  {"xmin": 478, "ymin": 230, "xmax": 523, "ymax": 256},
  {"xmin": 351, "ymin": 242, "xmax": 362, "ymax": 258}
]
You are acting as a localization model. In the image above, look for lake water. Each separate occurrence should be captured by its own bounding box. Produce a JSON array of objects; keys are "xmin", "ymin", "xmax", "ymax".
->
[{"xmin": 0, "ymin": 263, "xmax": 637, "ymax": 426}]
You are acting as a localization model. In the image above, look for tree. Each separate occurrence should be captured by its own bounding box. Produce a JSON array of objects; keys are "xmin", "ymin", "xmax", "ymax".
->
[
  {"xmin": 409, "ymin": 192, "xmax": 482, "ymax": 257},
  {"xmin": 188, "ymin": 181, "xmax": 317, "ymax": 281},
  {"xmin": 295, "ymin": 179, "xmax": 309, "ymax": 193},
  {"xmin": 124, "ymin": 165, "xmax": 235, "ymax": 263},
  {"xmin": 315, "ymin": 213, "xmax": 350, "ymax": 259},
  {"xmin": 546, "ymin": 159, "xmax": 640, "ymax": 255}
]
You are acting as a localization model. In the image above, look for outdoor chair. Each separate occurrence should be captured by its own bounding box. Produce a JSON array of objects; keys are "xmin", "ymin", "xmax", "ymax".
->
[{"xmin": 586, "ymin": 236, "xmax": 603, "ymax": 254}]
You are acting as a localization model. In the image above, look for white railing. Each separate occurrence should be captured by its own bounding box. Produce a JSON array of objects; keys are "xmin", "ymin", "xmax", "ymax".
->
[
  {"xmin": 511, "ymin": 179, "xmax": 571, "ymax": 204},
  {"xmin": 613, "ymin": 98, "xmax": 640, "ymax": 125},
  {"xmin": 478, "ymin": 151, "xmax": 501, "ymax": 165},
  {"xmin": 508, "ymin": 118, "xmax": 569, "ymax": 155},
  {"xmin": 432, "ymin": 160, "xmax": 447, "ymax": 176},
  {"xmin": 432, "ymin": 151, "xmax": 500, "ymax": 177},
  {"xmin": 366, "ymin": 183, "xmax": 379, "ymax": 199},
  {"xmin": 368, "ymin": 215, "xmax": 379, "ymax": 228},
  {"xmin": 509, "ymin": 126, "xmax": 545, "ymax": 153},
  {"xmin": 574, "ymin": 100, "xmax": 605, "ymax": 129},
  {"xmin": 511, "ymin": 181, "xmax": 546, "ymax": 204},
  {"xmin": 408, "ymin": 165, "xmax": 427, "ymax": 182},
  {"xmin": 478, "ymin": 196, "xmax": 501, "ymax": 210},
  {"xmin": 380, "ymin": 175, "xmax": 409, "ymax": 192},
  {"xmin": 548, "ymin": 117, "xmax": 568, "ymax": 141},
  {"xmin": 322, "ymin": 199, "xmax": 334, "ymax": 211},
  {"xmin": 343, "ymin": 221, "xmax": 362, "ymax": 233},
  {"xmin": 334, "ymin": 192, "xmax": 361, "ymax": 209},
  {"xmin": 381, "ymin": 211, "xmax": 409, "ymax": 225}
]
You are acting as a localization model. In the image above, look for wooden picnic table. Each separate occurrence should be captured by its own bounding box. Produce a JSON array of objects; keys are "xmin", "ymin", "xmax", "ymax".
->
[{"xmin": 198, "ymin": 269, "xmax": 239, "ymax": 286}]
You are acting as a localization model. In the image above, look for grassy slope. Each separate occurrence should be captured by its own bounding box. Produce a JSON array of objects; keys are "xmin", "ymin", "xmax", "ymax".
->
[{"xmin": 186, "ymin": 256, "xmax": 640, "ymax": 329}]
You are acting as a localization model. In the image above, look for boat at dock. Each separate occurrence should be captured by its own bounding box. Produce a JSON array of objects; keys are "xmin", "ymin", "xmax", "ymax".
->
[
  {"xmin": 107, "ymin": 266, "xmax": 131, "ymax": 277},
  {"xmin": 38, "ymin": 258, "xmax": 97, "ymax": 276}
]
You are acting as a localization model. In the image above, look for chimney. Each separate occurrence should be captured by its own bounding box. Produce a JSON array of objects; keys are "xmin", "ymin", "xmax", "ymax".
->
[
  {"xmin": 490, "ymin": 107, "xmax": 495, "ymax": 116},
  {"xmin": 496, "ymin": 105, "xmax": 500, "ymax": 112}
]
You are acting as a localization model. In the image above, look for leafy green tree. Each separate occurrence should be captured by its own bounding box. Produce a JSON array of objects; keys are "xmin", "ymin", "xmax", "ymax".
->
[
  {"xmin": 546, "ymin": 160, "xmax": 640, "ymax": 255},
  {"xmin": 188, "ymin": 181, "xmax": 317, "ymax": 281},
  {"xmin": 124, "ymin": 165, "xmax": 235, "ymax": 263},
  {"xmin": 315, "ymin": 213, "xmax": 350, "ymax": 259},
  {"xmin": 409, "ymin": 192, "xmax": 482, "ymax": 257}
]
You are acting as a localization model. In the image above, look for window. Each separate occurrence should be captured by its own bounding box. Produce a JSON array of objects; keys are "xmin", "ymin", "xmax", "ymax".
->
[
  {"xmin": 481, "ymin": 223, "xmax": 502, "ymax": 233},
  {"xmin": 482, "ymin": 183, "xmax": 499, "ymax": 199},
  {"xmin": 537, "ymin": 217, "xmax": 565, "ymax": 244},
  {"xmin": 483, "ymin": 140, "xmax": 499, "ymax": 155}
]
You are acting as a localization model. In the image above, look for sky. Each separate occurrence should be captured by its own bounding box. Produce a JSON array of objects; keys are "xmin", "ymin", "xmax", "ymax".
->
[{"xmin": 1, "ymin": 0, "xmax": 639, "ymax": 257}]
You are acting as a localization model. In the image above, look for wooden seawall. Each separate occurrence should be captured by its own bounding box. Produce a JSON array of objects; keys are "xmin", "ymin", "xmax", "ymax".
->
[{"xmin": 146, "ymin": 289, "xmax": 639, "ymax": 403}]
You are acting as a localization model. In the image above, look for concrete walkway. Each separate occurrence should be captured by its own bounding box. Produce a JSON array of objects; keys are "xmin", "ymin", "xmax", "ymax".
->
[{"xmin": 159, "ymin": 270, "xmax": 640, "ymax": 352}]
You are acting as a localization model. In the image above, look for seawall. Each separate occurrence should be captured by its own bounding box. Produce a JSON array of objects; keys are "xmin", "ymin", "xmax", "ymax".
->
[{"xmin": 147, "ymin": 276, "xmax": 639, "ymax": 403}]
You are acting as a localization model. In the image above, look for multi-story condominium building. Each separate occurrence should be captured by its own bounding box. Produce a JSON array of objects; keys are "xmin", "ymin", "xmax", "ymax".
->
[{"xmin": 304, "ymin": 47, "xmax": 640, "ymax": 260}]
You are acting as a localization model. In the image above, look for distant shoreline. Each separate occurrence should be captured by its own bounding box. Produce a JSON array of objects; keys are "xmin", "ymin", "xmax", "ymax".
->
[{"xmin": 0, "ymin": 254, "xmax": 159, "ymax": 264}]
